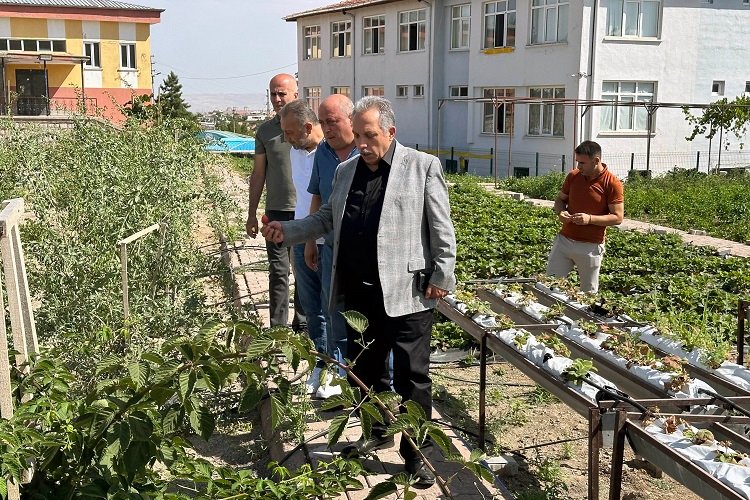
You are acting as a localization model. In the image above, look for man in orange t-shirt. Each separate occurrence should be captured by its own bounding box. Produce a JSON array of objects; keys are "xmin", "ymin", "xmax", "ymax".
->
[{"xmin": 547, "ymin": 141, "xmax": 624, "ymax": 293}]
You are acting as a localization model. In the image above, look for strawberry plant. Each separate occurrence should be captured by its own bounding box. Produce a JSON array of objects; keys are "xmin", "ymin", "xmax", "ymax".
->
[
  {"xmin": 537, "ymin": 333, "xmax": 571, "ymax": 357},
  {"xmin": 683, "ymin": 428, "xmax": 715, "ymax": 445}
]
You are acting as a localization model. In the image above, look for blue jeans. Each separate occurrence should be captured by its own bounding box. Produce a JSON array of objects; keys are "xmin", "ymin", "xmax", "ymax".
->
[
  {"xmin": 320, "ymin": 243, "xmax": 347, "ymax": 362},
  {"xmin": 293, "ymin": 244, "xmax": 327, "ymax": 361}
]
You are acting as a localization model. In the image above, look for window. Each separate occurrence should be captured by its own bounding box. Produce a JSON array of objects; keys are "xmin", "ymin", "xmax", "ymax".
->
[
  {"xmin": 711, "ymin": 80, "xmax": 725, "ymax": 96},
  {"xmin": 451, "ymin": 4, "xmax": 471, "ymax": 50},
  {"xmin": 483, "ymin": 1, "xmax": 516, "ymax": 49},
  {"xmin": 396, "ymin": 85, "xmax": 409, "ymax": 98},
  {"xmin": 528, "ymin": 87, "xmax": 565, "ymax": 136},
  {"xmin": 9, "ymin": 39, "xmax": 21, "ymax": 50},
  {"xmin": 84, "ymin": 41, "xmax": 100, "ymax": 68},
  {"xmin": 363, "ymin": 15, "xmax": 385, "ymax": 55},
  {"xmin": 531, "ymin": 0, "xmax": 568, "ymax": 44},
  {"xmin": 363, "ymin": 86, "xmax": 385, "ymax": 97},
  {"xmin": 305, "ymin": 87, "xmax": 321, "ymax": 113},
  {"xmin": 413, "ymin": 84, "xmax": 425, "ymax": 97},
  {"xmin": 450, "ymin": 86, "xmax": 469, "ymax": 97},
  {"xmin": 600, "ymin": 81, "xmax": 655, "ymax": 132},
  {"xmin": 38, "ymin": 40, "xmax": 52, "ymax": 51},
  {"xmin": 52, "ymin": 40, "xmax": 66, "ymax": 52},
  {"xmin": 120, "ymin": 43, "xmax": 136, "ymax": 69},
  {"xmin": 303, "ymin": 26, "xmax": 321, "ymax": 60},
  {"xmin": 745, "ymin": 81, "xmax": 750, "ymax": 94},
  {"xmin": 482, "ymin": 88, "xmax": 515, "ymax": 133},
  {"xmin": 331, "ymin": 21, "xmax": 352, "ymax": 57},
  {"xmin": 331, "ymin": 86, "xmax": 351, "ymax": 97},
  {"xmin": 607, "ymin": 0, "xmax": 660, "ymax": 38},
  {"xmin": 399, "ymin": 9, "xmax": 426, "ymax": 52}
]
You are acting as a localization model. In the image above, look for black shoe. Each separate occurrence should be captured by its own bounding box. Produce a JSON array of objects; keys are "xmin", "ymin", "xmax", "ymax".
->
[
  {"xmin": 405, "ymin": 461, "xmax": 436, "ymax": 488},
  {"xmin": 340, "ymin": 435, "xmax": 395, "ymax": 458}
]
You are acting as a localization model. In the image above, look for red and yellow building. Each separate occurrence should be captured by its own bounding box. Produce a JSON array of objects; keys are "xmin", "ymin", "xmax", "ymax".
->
[{"xmin": 0, "ymin": 0, "xmax": 162, "ymax": 121}]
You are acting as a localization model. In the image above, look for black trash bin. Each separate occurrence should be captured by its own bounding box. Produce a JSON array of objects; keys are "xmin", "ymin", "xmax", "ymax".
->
[
  {"xmin": 513, "ymin": 167, "xmax": 530, "ymax": 177},
  {"xmin": 445, "ymin": 159, "xmax": 458, "ymax": 174}
]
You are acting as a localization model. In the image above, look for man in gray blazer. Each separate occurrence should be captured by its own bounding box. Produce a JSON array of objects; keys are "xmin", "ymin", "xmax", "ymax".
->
[{"xmin": 262, "ymin": 96, "xmax": 456, "ymax": 486}]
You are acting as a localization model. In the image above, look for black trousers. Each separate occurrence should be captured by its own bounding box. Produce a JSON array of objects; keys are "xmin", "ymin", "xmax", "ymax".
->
[
  {"xmin": 344, "ymin": 281, "xmax": 433, "ymax": 464},
  {"xmin": 265, "ymin": 210, "xmax": 305, "ymax": 328}
]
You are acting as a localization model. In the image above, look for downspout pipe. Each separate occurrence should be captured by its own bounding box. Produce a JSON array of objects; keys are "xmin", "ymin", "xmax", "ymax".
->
[
  {"xmin": 585, "ymin": 0, "xmax": 599, "ymax": 139},
  {"xmin": 343, "ymin": 10, "xmax": 356, "ymax": 98},
  {"xmin": 418, "ymin": 0, "xmax": 433, "ymax": 149}
]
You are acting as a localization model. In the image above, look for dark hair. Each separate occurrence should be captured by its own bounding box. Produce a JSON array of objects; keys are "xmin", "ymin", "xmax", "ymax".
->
[{"xmin": 574, "ymin": 140, "xmax": 602, "ymax": 158}]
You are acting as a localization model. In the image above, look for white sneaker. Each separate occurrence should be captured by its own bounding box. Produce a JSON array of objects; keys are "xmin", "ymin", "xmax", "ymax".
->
[
  {"xmin": 315, "ymin": 373, "xmax": 342, "ymax": 399},
  {"xmin": 305, "ymin": 366, "xmax": 323, "ymax": 394}
]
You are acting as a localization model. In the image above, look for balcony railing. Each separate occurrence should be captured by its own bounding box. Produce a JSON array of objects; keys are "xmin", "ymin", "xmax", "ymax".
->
[{"xmin": 4, "ymin": 96, "xmax": 98, "ymax": 118}]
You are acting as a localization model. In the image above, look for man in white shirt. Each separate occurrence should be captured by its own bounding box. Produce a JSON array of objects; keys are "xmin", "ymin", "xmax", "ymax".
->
[{"xmin": 278, "ymin": 99, "xmax": 335, "ymax": 396}]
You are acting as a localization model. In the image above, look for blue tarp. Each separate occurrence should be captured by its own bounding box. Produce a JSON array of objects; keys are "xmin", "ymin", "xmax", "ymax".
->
[{"xmin": 197, "ymin": 130, "xmax": 255, "ymax": 154}]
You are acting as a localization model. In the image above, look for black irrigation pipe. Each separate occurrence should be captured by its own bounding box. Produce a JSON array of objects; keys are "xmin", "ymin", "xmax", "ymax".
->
[
  {"xmin": 434, "ymin": 372, "xmax": 534, "ymax": 387},
  {"xmin": 505, "ymin": 435, "xmax": 589, "ymax": 455}
]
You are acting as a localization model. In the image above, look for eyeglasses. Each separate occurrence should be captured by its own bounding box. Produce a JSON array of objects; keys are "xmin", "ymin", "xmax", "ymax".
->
[{"xmin": 270, "ymin": 91, "xmax": 288, "ymax": 97}]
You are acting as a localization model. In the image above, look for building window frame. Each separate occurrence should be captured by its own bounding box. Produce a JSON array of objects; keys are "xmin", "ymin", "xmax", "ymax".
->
[
  {"xmin": 450, "ymin": 85, "xmax": 469, "ymax": 97},
  {"xmin": 331, "ymin": 20, "xmax": 352, "ymax": 58},
  {"xmin": 528, "ymin": 87, "xmax": 565, "ymax": 136},
  {"xmin": 711, "ymin": 80, "xmax": 725, "ymax": 96},
  {"xmin": 482, "ymin": 87, "xmax": 515, "ymax": 134},
  {"xmin": 331, "ymin": 86, "xmax": 351, "ymax": 97},
  {"xmin": 399, "ymin": 8, "xmax": 427, "ymax": 52},
  {"xmin": 396, "ymin": 85, "xmax": 409, "ymax": 98},
  {"xmin": 530, "ymin": 0, "xmax": 569, "ymax": 45},
  {"xmin": 303, "ymin": 25, "xmax": 321, "ymax": 60},
  {"xmin": 1, "ymin": 38, "xmax": 66, "ymax": 52},
  {"xmin": 84, "ymin": 41, "xmax": 101, "ymax": 68},
  {"xmin": 363, "ymin": 85, "xmax": 385, "ymax": 97},
  {"xmin": 120, "ymin": 43, "xmax": 136, "ymax": 70},
  {"xmin": 483, "ymin": 1, "xmax": 516, "ymax": 49},
  {"xmin": 304, "ymin": 87, "xmax": 322, "ymax": 113},
  {"xmin": 606, "ymin": 0, "xmax": 661, "ymax": 38},
  {"xmin": 363, "ymin": 15, "xmax": 386, "ymax": 55},
  {"xmin": 600, "ymin": 81, "xmax": 655, "ymax": 132},
  {"xmin": 413, "ymin": 84, "xmax": 425, "ymax": 98},
  {"xmin": 451, "ymin": 4, "xmax": 471, "ymax": 50}
]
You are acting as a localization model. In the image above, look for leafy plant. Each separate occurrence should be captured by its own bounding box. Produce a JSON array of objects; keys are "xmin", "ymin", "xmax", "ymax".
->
[
  {"xmin": 513, "ymin": 331, "xmax": 531, "ymax": 349},
  {"xmin": 537, "ymin": 333, "xmax": 570, "ymax": 358},
  {"xmin": 542, "ymin": 303, "xmax": 566, "ymax": 322},
  {"xmin": 577, "ymin": 321, "xmax": 599, "ymax": 338},
  {"xmin": 683, "ymin": 428, "xmax": 715, "ymax": 445},
  {"xmin": 715, "ymin": 441, "xmax": 748, "ymax": 465},
  {"xmin": 561, "ymin": 359, "xmax": 597, "ymax": 385}
]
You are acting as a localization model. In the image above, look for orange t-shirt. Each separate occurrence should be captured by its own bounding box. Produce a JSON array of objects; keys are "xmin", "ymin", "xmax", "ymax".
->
[{"xmin": 559, "ymin": 165, "xmax": 624, "ymax": 244}]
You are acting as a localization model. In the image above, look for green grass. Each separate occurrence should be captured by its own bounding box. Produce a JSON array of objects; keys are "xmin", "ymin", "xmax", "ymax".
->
[{"xmin": 497, "ymin": 169, "xmax": 750, "ymax": 243}]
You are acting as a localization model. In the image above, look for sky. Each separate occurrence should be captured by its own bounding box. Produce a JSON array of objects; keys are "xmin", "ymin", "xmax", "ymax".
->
[{"xmin": 134, "ymin": 0, "xmax": 324, "ymax": 110}]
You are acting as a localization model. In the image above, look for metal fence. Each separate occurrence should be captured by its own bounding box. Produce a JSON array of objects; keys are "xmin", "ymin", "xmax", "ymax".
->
[{"xmin": 407, "ymin": 143, "xmax": 750, "ymax": 179}]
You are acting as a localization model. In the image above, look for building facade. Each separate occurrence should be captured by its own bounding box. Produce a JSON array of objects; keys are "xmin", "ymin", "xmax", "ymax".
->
[
  {"xmin": 286, "ymin": 0, "xmax": 750, "ymax": 176},
  {"xmin": 0, "ymin": 0, "xmax": 162, "ymax": 121}
]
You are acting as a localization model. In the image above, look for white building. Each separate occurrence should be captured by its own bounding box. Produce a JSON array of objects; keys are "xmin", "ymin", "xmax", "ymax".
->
[{"xmin": 286, "ymin": 0, "xmax": 750, "ymax": 176}]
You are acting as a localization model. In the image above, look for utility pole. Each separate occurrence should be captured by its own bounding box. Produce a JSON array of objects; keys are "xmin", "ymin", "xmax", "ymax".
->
[
  {"xmin": 149, "ymin": 55, "xmax": 157, "ymax": 102},
  {"xmin": 265, "ymin": 89, "xmax": 270, "ymax": 116}
]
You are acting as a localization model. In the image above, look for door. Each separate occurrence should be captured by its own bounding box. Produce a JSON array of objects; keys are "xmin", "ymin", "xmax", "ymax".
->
[{"xmin": 15, "ymin": 69, "xmax": 47, "ymax": 116}]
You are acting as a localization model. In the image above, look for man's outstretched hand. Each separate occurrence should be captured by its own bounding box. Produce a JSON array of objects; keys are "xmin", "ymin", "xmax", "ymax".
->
[
  {"xmin": 425, "ymin": 284, "xmax": 448, "ymax": 300},
  {"xmin": 261, "ymin": 219, "xmax": 285, "ymax": 244}
]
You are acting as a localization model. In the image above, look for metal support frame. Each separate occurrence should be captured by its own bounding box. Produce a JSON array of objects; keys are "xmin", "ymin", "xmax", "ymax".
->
[
  {"xmin": 118, "ymin": 222, "xmax": 167, "ymax": 321},
  {"xmin": 444, "ymin": 277, "xmax": 750, "ymax": 499},
  {"xmin": 737, "ymin": 300, "xmax": 749, "ymax": 366},
  {"xmin": 0, "ymin": 198, "xmax": 37, "ymax": 500}
]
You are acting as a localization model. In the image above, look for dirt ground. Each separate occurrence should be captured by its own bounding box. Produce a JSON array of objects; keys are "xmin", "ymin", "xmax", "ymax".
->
[{"xmin": 431, "ymin": 358, "xmax": 701, "ymax": 500}]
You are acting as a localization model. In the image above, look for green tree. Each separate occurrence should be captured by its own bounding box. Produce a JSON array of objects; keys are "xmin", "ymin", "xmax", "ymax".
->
[
  {"xmin": 683, "ymin": 95, "xmax": 750, "ymax": 149},
  {"xmin": 157, "ymin": 71, "xmax": 196, "ymax": 123}
]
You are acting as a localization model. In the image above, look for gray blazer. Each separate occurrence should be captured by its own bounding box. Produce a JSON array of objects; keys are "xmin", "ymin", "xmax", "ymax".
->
[{"xmin": 281, "ymin": 140, "xmax": 456, "ymax": 317}]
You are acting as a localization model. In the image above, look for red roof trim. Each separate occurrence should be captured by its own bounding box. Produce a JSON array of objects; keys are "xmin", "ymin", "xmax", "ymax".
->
[
  {"xmin": 285, "ymin": 0, "xmax": 401, "ymax": 22},
  {"xmin": 0, "ymin": 5, "xmax": 162, "ymax": 23}
]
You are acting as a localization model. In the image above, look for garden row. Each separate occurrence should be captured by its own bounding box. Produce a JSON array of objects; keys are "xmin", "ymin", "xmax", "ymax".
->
[
  {"xmin": 444, "ymin": 280, "xmax": 750, "ymax": 498},
  {"xmin": 498, "ymin": 169, "xmax": 750, "ymax": 243},
  {"xmin": 446, "ymin": 176, "xmax": 750, "ymax": 353}
]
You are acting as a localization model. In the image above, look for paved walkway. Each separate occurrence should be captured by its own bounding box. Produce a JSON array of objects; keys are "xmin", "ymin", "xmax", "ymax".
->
[{"xmin": 485, "ymin": 185, "xmax": 750, "ymax": 258}]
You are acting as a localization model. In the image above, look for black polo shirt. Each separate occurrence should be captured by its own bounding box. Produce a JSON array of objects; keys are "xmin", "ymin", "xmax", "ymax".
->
[{"xmin": 338, "ymin": 141, "xmax": 396, "ymax": 291}]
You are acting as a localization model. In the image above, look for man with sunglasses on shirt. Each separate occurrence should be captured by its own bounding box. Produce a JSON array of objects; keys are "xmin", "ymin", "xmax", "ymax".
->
[{"xmin": 246, "ymin": 73, "xmax": 306, "ymax": 330}]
